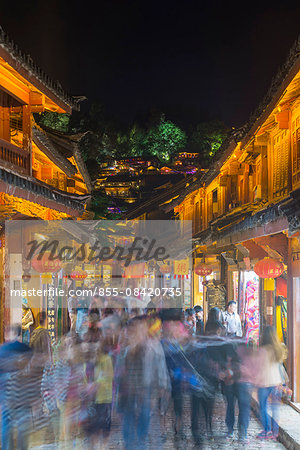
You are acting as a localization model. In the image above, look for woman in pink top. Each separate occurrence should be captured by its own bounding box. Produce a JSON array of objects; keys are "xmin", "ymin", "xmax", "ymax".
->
[{"xmin": 255, "ymin": 326, "xmax": 286, "ymax": 440}]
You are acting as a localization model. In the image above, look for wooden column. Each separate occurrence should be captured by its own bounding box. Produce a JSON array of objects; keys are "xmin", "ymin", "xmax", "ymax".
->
[
  {"xmin": 0, "ymin": 106, "xmax": 10, "ymax": 142},
  {"xmin": 22, "ymin": 104, "xmax": 32, "ymax": 176},
  {"xmin": 243, "ymin": 164, "xmax": 249, "ymax": 203},
  {"xmin": 265, "ymin": 290, "xmax": 274, "ymax": 326}
]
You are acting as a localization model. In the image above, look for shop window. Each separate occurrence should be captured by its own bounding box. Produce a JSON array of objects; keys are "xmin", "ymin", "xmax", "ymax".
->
[
  {"xmin": 194, "ymin": 201, "xmax": 200, "ymax": 234},
  {"xmin": 229, "ymin": 176, "xmax": 239, "ymax": 209},
  {"xmin": 254, "ymin": 157, "xmax": 262, "ymax": 201},
  {"xmin": 199, "ymin": 198, "xmax": 203, "ymax": 231},
  {"xmin": 66, "ymin": 178, "xmax": 75, "ymax": 187},
  {"xmin": 212, "ymin": 189, "xmax": 218, "ymax": 217},
  {"xmin": 207, "ymin": 191, "xmax": 213, "ymax": 222}
]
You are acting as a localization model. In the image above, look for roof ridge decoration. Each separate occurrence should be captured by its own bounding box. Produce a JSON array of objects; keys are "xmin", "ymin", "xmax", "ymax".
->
[
  {"xmin": 33, "ymin": 124, "xmax": 92, "ymax": 193},
  {"xmin": 239, "ymin": 34, "xmax": 300, "ymax": 141},
  {"xmin": 196, "ymin": 34, "xmax": 300, "ymax": 191},
  {"xmin": 71, "ymin": 141, "xmax": 93, "ymax": 194},
  {"xmin": 0, "ymin": 27, "xmax": 80, "ymax": 111},
  {"xmin": 142, "ymin": 36, "xmax": 300, "ymax": 215},
  {"xmin": 33, "ymin": 124, "xmax": 77, "ymax": 177}
]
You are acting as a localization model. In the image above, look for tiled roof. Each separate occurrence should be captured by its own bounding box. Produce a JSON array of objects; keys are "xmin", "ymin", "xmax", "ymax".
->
[
  {"xmin": 0, "ymin": 167, "xmax": 87, "ymax": 211},
  {"xmin": 0, "ymin": 28, "xmax": 80, "ymax": 111},
  {"xmin": 36, "ymin": 125, "xmax": 93, "ymax": 193},
  {"xmin": 163, "ymin": 35, "xmax": 300, "ymax": 209},
  {"xmin": 33, "ymin": 126, "xmax": 77, "ymax": 177}
]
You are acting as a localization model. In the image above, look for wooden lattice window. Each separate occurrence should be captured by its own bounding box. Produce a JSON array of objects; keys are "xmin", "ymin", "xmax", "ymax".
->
[
  {"xmin": 273, "ymin": 130, "xmax": 289, "ymax": 198},
  {"xmin": 292, "ymin": 116, "xmax": 300, "ymax": 187},
  {"xmin": 194, "ymin": 201, "xmax": 200, "ymax": 234},
  {"xmin": 207, "ymin": 191, "xmax": 213, "ymax": 222}
]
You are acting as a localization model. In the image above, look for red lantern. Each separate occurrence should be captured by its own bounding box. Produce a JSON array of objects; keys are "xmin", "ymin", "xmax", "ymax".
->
[
  {"xmin": 160, "ymin": 264, "xmax": 171, "ymax": 274},
  {"xmin": 32, "ymin": 252, "xmax": 62, "ymax": 273},
  {"xmin": 254, "ymin": 258, "xmax": 284, "ymax": 279},
  {"xmin": 194, "ymin": 264, "xmax": 213, "ymax": 277},
  {"xmin": 70, "ymin": 269, "xmax": 88, "ymax": 280}
]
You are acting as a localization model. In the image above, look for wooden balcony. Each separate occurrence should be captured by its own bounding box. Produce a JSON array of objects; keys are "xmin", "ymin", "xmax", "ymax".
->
[{"xmin": 0, "ymin": 138, "xmax": 30, "ymax": 175}]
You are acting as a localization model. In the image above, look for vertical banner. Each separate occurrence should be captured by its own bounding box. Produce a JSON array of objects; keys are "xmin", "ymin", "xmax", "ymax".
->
[
  {"xmin": 57, "ymin": 277, "xmax": 63, "ymax": 338},
  {"xmin": 47, "ymin": 278, "xmax": 56, "ymax": 344}
]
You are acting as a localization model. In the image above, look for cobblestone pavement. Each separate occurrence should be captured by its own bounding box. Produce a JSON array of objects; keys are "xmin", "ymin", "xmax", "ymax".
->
[{"xmin": 30, "ymin": 393, "xmax": 286, "ymax": 449}]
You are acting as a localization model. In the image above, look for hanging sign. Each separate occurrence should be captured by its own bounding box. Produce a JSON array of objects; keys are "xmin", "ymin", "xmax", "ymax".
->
[
  {"xmin": 174, "ymin": 258, "xmax": 189, "ymax": 275},
  {"xmin": 47, "ymin": 280, "xmax": 56, "ymax": 344}
]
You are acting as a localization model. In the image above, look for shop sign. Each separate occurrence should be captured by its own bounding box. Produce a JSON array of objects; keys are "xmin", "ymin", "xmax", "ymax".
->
[
  {"xmin": 174, "ymin": 258, "xmax": 189, "ymax": 275},
  {"xmin": 103, "ymin": 264, "xmax": 112, "ymax": 282},
  {"xmin": 47, "ymin": 281, "xmax": 56, "ymax": 343}
]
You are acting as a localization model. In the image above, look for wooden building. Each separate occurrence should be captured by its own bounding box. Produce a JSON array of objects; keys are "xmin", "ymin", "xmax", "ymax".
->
[
  {"xmin": 169, "ymin": 36, "xmax": 300, "ymax": 403},
  {"xmin": 124, "ymin": 36, "xmax": 300, "ymax": 402},
  {"xmin": 0, "ymin": 29, "xmax": 92, "ymax": 339}
]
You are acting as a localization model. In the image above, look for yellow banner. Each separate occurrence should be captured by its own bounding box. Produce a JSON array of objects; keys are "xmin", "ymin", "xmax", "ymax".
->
[{"xmin": 173, "ymin": 258, "xmax": 189, "ymax": 275}]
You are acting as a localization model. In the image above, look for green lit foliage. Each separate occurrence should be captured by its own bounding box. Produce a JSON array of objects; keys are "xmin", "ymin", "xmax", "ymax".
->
[
  {"xmin": 91, "ymin": 190, "xmax": 127, "ymax": 219},
  {"xmin": 144, "ymin": 116, "xmax": 187, "ymax": 161},
  {"xmin": 70, "ymin": 103, "xmax": 108, "ymax": 134},
  {"xmin": 35, "ymin": 111, "xmax": 71, "ymax": 132},
  {"xmin": 128, "ymin": 125, "xmax": 147, "ymax": 157},
  {"xmin": 189, "ymin": 121, "xmax": 228, "ymax": 165},
  {"xmin": 114, "ymin": 133, "xmax": 131, "ymax": 159}
]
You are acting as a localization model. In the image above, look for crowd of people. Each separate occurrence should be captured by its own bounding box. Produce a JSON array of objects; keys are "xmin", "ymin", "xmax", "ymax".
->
[{"xmin": 0, "ymin": 299, "xmax": 289, "ymax": 449}]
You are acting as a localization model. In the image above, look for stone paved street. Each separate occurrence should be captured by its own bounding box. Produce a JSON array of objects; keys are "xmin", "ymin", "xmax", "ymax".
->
[{"xmin": 29, "ymin": 393, "xmax": 286, "ymax": 449}]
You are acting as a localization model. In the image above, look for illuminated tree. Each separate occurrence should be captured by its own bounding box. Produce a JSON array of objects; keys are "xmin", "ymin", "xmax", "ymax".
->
[
  {"xmin": 129, "ymin": 124, "xmax": 147, "ymax": 156},
  {"xmin": 144, "ymin": 115, "xmax": 187, "ymax": 161},
  {"xmin": 189, "ymin": 121, "xmax": 228, "ymax": 164},
  {"xmin": 35, "ymin": 111, "xmax": 70, "ymax": 132}
]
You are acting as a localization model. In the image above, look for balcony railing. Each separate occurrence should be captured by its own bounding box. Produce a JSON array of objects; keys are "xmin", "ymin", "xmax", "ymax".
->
[{"xmin": 0, "ymin": 138, "xmax": 30, "ymax": 175}]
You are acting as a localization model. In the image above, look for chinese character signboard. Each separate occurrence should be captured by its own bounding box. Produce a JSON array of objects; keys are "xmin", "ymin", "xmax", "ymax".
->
[{"xmin": 47, "ymin": 280, "xmax": 56, "ymax": 343}]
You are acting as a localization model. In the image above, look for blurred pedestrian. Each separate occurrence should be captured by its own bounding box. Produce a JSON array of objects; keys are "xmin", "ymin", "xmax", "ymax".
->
[
  {"xmin": 117, "ymin": 316, "xmax": 150, "ymax": 449},
  {"xmin": 255, "ymin": 326, "xmax": 287, "ymax": 440},
  {"xmin": 194, "ymin": 305, "xmax": 204, "ymax": 335},
  {"xmin": 83, "ymin": 337, "xmax": 114, "ymax": 449},
  {"xmin": 162, "ymin": 318, "xmax": 189, "ymax": 440},
  {"xmin": 0, "ymin": 325, "xmax": 32, "ymax": 450},
  {"xmin": 185, "ymin": 308, "xmax": 196, "ymax": 335},
  {"xmin": 205, "ymin": 307, "xmax": 226, "ymax": 336},
  {"xmin": 30, "ymin": 311, "xmax": 52, "ymax": 362}
]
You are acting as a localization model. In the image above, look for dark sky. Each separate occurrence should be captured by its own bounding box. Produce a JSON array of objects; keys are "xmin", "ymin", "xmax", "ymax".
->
[{"xmin": 1, "ymin": 1, "xmax": 300, "ymax": 129}]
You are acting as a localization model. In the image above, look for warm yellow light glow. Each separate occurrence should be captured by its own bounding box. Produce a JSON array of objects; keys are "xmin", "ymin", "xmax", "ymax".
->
[{"xmin": 0, "ymin": 192, "xmax": 70, "ymax": 220}]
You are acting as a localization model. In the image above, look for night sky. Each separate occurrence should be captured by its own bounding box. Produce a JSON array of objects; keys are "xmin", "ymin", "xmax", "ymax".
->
[{"xmin": 2, "ymin": 1, "xmax": 300, "ymax": 129}]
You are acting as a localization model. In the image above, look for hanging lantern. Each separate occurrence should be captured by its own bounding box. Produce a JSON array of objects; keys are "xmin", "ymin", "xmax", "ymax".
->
[
  {"xmin": 160, "ymin": 264, "xmax": 171, "ymax": 274},
  {"xmin": 70, "ymin": 269, "xmax": 88, "ymax": 280},
  {"xmin": 254, "ymin": 258, "xmax": 284, "ymax": 279},
  {"xmin": 194, "ymin": 264, "xmax": 213, "ymax": 277},
  {"xmin": 32, "ymin": 252, "xmax": 62, "ymax": 273}
]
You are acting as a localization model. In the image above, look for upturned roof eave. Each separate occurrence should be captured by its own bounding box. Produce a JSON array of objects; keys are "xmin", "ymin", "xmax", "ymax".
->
[
  {"xmin": 33, "ymin": 126, "xmax": 77, "ymax": 177},
  {"xmin": 0, "ymin": 29, "xmax": 79, "ymax": 113},
  {"xmin": 169, "ymin": 36, "xmax": 300, "ymax": 209}
]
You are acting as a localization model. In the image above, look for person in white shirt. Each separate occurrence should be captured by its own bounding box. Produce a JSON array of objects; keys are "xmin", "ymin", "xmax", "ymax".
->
[{"xmin": 222, "ymin": 301, "xmax": 243, "ymax": 337}]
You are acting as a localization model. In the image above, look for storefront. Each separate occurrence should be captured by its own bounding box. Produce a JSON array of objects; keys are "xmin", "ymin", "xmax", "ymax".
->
[{"xmin": 239, "ymin": 270, "xmax": 260, "ymax": 343}]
